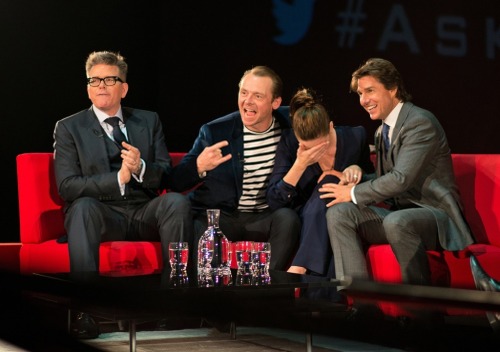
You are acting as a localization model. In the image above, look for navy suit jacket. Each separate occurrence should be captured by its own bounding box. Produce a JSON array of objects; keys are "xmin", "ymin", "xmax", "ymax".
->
[
  {"xmin": 53, "ymin": 106, "xmax": 172, "ymax": 211},
  {"xmin": 170, "ymin": 106, "xmax": 291, "ymax": 212}
]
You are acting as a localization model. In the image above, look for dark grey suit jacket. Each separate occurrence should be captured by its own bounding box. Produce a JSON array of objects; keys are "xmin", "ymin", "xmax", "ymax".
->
[
  {"xmin": 354, "ymin": 102, "xmax": 474, "ymax": 251},
  {"xmin": 53, "ymin": 106, "xmax": 172, "ymax": 211}
]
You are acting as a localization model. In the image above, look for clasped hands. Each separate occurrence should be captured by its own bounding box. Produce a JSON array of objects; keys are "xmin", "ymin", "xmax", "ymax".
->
[{"xmin": 119, "ymin": 141, "xmax": 142, "ymax": 184}]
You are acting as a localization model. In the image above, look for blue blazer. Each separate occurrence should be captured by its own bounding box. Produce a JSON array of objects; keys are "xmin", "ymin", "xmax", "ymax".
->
[{"xmin": 170, "ymin": 106, "xmax": 291, "ymax": 212}]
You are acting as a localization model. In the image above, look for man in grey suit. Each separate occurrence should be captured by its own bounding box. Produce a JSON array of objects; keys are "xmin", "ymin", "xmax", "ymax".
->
[
  {"xmin": 320, "ymin": 58, "xmax": 474, "ymax": 286},
  {"xmin": 53, "ymin": 51, "xmax": 193, "ymax": 338}
]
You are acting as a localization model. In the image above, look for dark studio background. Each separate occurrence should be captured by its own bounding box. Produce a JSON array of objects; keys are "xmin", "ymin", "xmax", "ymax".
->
[{"xmin": 2, "ymin": 0, "xmax": 499, "ymax": 242}]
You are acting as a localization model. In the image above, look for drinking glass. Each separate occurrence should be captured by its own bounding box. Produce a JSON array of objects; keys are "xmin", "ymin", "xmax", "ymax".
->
[
  {"xmin": 235, "ymin": 241, "xmax": 254, "ymax": 285},
  {"xmin": 168, "ymin": 242, "xmax": 189, "ymax": 276},
  {"xmin": 251, "ymin": 242, "xmax": 271, "ymax": 278}
]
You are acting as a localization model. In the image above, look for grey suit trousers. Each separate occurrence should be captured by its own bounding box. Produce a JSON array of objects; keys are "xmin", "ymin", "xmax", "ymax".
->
[{"xmin": 326, "ymin": 202, "xmax": 441, "ymax": 286}]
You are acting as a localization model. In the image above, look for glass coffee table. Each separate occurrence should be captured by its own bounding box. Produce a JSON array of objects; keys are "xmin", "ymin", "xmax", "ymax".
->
[
  {"xmin": 24, "ymin": 268, "xmax": 500, "ymax": 352},
  {"xmin": 25, "ymin": 268, "xmax": 345, "ymax": 352}
]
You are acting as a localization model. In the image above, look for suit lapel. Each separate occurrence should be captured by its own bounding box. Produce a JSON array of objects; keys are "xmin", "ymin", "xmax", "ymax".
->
[
  {"xmin": 391, "ymin": 102, "xmax": 412, "ymax": 148},
  {"xmin": 123, "ymin": 109, "xmax": 147, "ymax": 151},
  {"xmin": 230, "ymin": 116, "xmax": 244, "ymax": 189},
  {"xmin": 84, "ymin": 109, "xmax": 111, "ymax": 172}
]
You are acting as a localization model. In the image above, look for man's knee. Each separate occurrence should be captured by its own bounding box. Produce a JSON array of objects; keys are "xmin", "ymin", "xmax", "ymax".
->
[
  {"xmin": 326, "ymin": 203, "xmax": 357, "ymax": 224},
  {"xmin": 273, "ymin": 208, "xmax": 300, "ymax": 225},
  {"xmin": 67, "ymin": 197, "xmax": 101, "ymax": 216},
  {"xmin": 269, "ymin": 208, "xmax": 300, "ymax": 248},
  {"xmin": 158, "ymin": 192, "xmax": 191, "ymax": 213}
]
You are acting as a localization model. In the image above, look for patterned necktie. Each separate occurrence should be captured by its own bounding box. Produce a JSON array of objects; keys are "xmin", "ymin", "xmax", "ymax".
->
[
  {"xmin": 382, "ymin": 123, "xmax": 390, "ymax": 155},
  {"xmin": 104, "ymin": 117, "xmax": 127, "ymax": 148}
]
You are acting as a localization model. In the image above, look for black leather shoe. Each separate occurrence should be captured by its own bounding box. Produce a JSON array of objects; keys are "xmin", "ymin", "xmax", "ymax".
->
[
  {"xmin": 470, "ymin": 255, "xmax": 500, "ymax": 332},
  {"xmin": 345, "ymin": 303, "xmax": 384, "ymax": 323},
  {"xmin": 70, "ymin": 312, "xmax": 100, "ymax": 339}
]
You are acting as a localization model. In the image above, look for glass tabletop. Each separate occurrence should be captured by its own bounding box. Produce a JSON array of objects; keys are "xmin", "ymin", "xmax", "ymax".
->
[{"xmin": 30, "ymin": 268, "xmax": 343, "ymax": 298}]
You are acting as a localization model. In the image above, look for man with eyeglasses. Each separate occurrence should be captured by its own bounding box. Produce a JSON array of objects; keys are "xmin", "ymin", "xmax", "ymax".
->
[{"xmin": 52, "ymin": 51, "xmax": 193, "ymax": 339}]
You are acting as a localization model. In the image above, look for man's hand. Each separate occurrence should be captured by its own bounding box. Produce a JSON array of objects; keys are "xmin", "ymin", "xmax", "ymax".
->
[
  {"xmin": 119, "ymin": 141, "xmax": 141, "ymax": 184},
  {"xmin": 319, "ymin": 182, "xmax": 354, "ymax": 207},
  {"xmin": 197, "ymin": 140, "xmax": 232, "ymax": 175}
]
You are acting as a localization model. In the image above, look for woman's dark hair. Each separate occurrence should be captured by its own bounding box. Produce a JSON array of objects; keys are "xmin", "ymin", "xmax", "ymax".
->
[{"xmin": 289, "ymin": 88, "xmax": 330, "ymax": 141}]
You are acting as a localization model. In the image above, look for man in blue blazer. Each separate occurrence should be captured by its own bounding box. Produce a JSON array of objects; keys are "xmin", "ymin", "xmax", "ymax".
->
[
  {"xmin": 53, "ymin": 51, "xmax": 193, "ymax": 338},
  {"xmin": 170, "ymin": 66, "xmax": 300, "ymax": 271},
  {"xmin": 320, "ymin": 58, "xmax": 474, "ymax": 286}
]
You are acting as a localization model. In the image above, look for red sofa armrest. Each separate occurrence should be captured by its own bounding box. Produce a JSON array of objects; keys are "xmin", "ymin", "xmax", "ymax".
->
[{"xmin": 17, "ymin": 153, "xmax": 65, "ymax": 244}]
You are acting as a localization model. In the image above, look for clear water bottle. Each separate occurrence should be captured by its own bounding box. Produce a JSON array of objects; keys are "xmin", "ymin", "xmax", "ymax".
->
[{"xmin": 197, "ymin": 209, "xmax": 232, "ymax": 286}]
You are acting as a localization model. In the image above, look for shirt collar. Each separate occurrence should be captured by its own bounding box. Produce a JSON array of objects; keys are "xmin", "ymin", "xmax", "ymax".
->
[
  {"xmin": 383, "ymin": 101, "xmax": 403, "ymax": 128},
  {"xmin": 92, "ymin": 105, "xmax": 124, "ymax": 124}
]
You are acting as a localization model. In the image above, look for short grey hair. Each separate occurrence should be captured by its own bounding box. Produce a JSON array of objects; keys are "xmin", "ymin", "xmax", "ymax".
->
[{"xmin": 85, "ymin": 51, "xmax": 128, "ymax": 81}]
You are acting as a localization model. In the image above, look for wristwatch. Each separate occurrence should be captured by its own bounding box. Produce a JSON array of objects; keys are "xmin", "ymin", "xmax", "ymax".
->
[{"xmin": 198, "ymin": 171, "xmax": 207, "ymax": 178}]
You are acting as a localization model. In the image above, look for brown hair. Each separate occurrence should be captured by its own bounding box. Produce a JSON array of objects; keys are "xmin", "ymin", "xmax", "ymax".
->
[
  {"xmin": 239, "ymin": 65, "xmax": 283, "ymax": 100},
  {"xmin": 350, "ymin": 58, "xmax": 412, "ymax": 102},
  {"xmin": 289, "ymin": 88, "xmax": 330, "ymax": 141}
]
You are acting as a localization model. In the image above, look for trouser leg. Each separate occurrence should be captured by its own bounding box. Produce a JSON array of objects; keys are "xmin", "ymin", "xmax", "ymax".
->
[
  {"xmin": 65, "ymin": 197, "xmax": 126, "ymax": 272},
  {"xmin": 135, "ymin": 192, "xmax": 194, "ymax": 270},
  {"xmin": 383, "ymin": 208, "xmax": 439, "ymax": 285}
]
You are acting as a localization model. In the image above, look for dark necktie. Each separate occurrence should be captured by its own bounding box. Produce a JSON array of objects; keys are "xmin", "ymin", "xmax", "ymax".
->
[
  {"xmin": 104, "ymin": 117, "xmax": 127, "ymax": 148},
  {"xmin": 382, "ymin": 123, "xmax": 390, "ymax": 155}
]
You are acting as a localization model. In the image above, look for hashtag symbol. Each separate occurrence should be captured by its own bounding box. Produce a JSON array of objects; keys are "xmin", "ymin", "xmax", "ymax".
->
[{"xmin": 336, "ymin": 0, "xmax": 366, "ymax": 48}]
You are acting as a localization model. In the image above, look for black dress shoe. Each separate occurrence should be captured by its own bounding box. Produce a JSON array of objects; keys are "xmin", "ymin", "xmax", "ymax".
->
[
  {"xmin": 470, "ymin": 255, "xmax": 500, "ymax": 332},
  {"xmin": 345, "ymin": 303, "xmax": 384, "ymax": 323},
  {"xmin": 70, "ymin": 312, "xmax": 100, "ymax": 339}
]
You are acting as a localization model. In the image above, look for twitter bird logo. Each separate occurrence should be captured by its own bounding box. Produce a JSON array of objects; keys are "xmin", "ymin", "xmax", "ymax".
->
[{"xmin": 273, "ymin": 0, "xmax": 316, "ymax": 45}]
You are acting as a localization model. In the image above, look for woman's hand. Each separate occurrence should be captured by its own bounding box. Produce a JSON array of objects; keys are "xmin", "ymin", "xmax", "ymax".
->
[{"xmin": 342, "ymin": 165, "xmax": 362, "ymax": 185}]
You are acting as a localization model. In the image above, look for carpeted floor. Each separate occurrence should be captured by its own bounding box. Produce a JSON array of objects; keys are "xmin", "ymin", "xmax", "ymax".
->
[
  {"xmin": 0, "ymin": 325, "xmax": 405, "ymax": 352},
  {"xmin": 82, "ymin": 327, "xmax": 404, "ymax": 352}
]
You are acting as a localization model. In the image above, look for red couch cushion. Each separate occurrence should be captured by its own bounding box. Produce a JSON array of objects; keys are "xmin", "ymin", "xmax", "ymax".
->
[
  {"xmin": 368, "ymin": 154, "xmax": 500, "ymax": 286},
  {"xmin": 17, "ymin": 152, "xmax": 187, "ymax": 275}
]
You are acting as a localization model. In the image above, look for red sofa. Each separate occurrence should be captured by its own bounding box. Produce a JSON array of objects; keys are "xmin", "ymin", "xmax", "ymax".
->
[
  {"xmin": 365, "ymin": 154, "xmax": 500, "ymax": 317},
  {"xmin": 367, "ymin": 154, "xmax": 500, "ymax": 290},
  {"xmin": 17, "ymin": 152, "xmax": 500, "ymax": 292},
  {"xmin": 16, "ymin": 152, "xmax": 187, "ymax": 275}
]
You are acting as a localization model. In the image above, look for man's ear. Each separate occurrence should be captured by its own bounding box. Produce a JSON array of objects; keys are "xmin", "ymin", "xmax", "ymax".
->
[
  {"xmin": 272, "ymin": 96, "xmax": 282, "ymax": 110},
  {"xmin": 121, "ymin": 82, "xmax": 129, "ymax": 99}
]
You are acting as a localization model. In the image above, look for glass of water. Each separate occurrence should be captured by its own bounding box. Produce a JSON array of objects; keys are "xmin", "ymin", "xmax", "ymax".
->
[
  {"xmin": 168, "ymin": 242, "xmax": 189, "ymax": 277},
  {"xmin": 251, "ymin": 242, "xmax": 271, "ymax": 280},
  {"xmin": 234, "ymin": 241, "xmax": 254, "ymax": 285}
]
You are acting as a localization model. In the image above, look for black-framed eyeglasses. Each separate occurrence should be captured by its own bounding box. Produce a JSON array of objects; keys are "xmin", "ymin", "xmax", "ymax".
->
[{"xmin": 87, "ymin": 76, "xmax": 125, "ymax": 87}]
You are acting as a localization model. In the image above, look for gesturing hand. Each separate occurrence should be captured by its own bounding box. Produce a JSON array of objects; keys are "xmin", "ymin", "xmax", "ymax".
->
[{"xmin": 197, "ymin": 140, "xmax": 232, "ymax": 174}]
